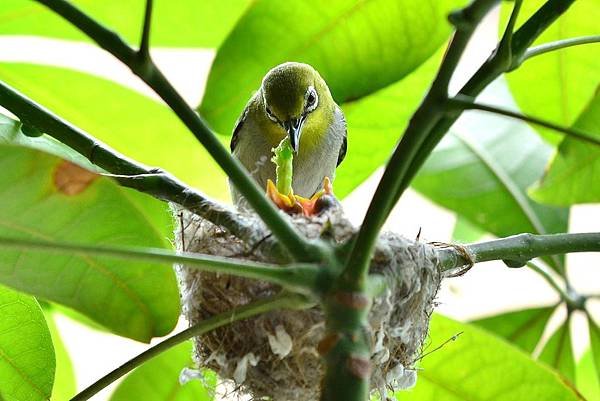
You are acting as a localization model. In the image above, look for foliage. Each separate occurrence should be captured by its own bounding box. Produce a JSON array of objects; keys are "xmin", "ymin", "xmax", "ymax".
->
[{"xmin": 0, "ymin": 0, "xmax": 599, "ymax": 400}]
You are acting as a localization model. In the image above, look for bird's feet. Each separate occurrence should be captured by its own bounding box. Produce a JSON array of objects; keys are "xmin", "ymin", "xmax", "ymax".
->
[{"xmin": 266, "ymin": 177, "xmax": 337, "ymax": 216}]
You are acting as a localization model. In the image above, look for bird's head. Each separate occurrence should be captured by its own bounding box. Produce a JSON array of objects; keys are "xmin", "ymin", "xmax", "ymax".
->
[{"xmin": 261, "ymin": 62, "xmax": 333, "ymax": 153}]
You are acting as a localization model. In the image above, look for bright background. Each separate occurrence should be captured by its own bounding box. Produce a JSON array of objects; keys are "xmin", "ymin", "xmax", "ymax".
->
[{"xmin": 0, "ymin": 5, "xmax": 598, "ymax": 401}]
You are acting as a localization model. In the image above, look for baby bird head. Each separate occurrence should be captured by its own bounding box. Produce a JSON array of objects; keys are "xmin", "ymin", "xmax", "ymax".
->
[{"xmin": 261, "ymin": 62, "xmax": 332, "ymax": 153}]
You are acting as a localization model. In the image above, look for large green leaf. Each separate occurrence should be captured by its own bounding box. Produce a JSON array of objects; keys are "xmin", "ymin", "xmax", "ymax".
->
[
  {"xmin": 0, "ymin": 285, "xmax": 55, "ymax": 401},
  {"xmin": 451, "ymin": 215, "xmax": 487, "ymax": 243},
  {"xmin": 335, "ymin": 49, "xmax": 444, "ymax": 196},
  {"xmin": 589, "ymin": 317, "xmax": 600, "ymax": 396},
  {"xmin": 44, "ymin": 311, "xmax": 76, "ymax": 401},
  {"xmin": 412, "ymin": 80, "xmax": 569, "ymax": 271},
  {"xmin": 539, "ymin": 321, "xmax": 576, "ymax": 384},
  {"xmin": 530, "ymin": 92, "xmax": 600, "ymax": 205},
  {"xmin": 0, "ymin": 118, "xmax": 180, "ymax": 342},
  {"xmin": 199, "ymin": 0, "xmax": 466, "ymax": 135},
  {"xmin": 0, "ymin": 62, "xmax": 229, "ymax": 199},
  {"xmin": 403, "ymin": 314, "xmax": 584, "ymax": 400},
  {"xmin": 577, "ymin": 349, "xmax": 600, "ymax": 401},
  {"xmin": 110, "ymin": 341, "xmax": 216, "ymax": 401},
  {"xmin": 0, "ymin": 0, "xmax": 251, "ymax": 48},
  {"xmin": 503, "ymin": 0, "xmax": 600, "ymax": 144},
  {"xmin": 472, "ymin": 306, "xmax": 555, "ymax": 353}
]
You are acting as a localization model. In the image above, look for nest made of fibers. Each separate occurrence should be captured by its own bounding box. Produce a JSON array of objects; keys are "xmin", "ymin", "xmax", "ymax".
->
[{"xmin": 173, "ymin": 206, "xmax": 442, "ymax": 401}]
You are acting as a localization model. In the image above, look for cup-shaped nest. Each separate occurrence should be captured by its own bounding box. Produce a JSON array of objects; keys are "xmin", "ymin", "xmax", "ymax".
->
[{"xmin": 173, "ymin": 207, "xmax": 441, "ymax": 401}]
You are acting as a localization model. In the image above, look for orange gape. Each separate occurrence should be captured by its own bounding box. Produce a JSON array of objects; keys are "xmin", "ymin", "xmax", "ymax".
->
[{"xmin": 267, "ymin": 177, "xmax": 334, "ymax": 216}]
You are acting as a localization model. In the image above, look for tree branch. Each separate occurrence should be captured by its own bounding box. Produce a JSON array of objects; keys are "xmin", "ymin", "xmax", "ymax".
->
[
  {"xmin": 437, "ymin": 232, "xmax": 600, "ymax": 271},
  {"xmin": 33, "ymin": 0, "xmax": 316, "ymax": 261},
  {"xmin": 526, "ymin": 260, "xmax": 568, "ymax": 303},
  {"xmin": 448, "ymin": 95, "xmax": 600, "ymax": 147},
  {"xmin": 138, "ymin": 0, "xmax": 153, "ymax": 59},
  {"xmin": 0, "ymin": 236, "xmax": 321, "ymax": 294},
  {"xmin": 345, "ymin": 0, "xmax": 499, "ymax": 290},
  {"xmin": 394, "ymin": 0, "xmax": 577, "ymax": 253},
  {"xmin": 0, "ymin": 80, "xmax": 258, "ymax": 241},
  {"xmin": 516, "ymin": 35, "xmax": 600, "ymax": 68},
  {"xmin": 70, "ymin": 292, "xmax": 311, "ymax": 401}
]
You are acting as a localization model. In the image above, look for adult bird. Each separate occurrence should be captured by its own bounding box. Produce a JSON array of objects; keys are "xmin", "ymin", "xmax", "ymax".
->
[{"xmin": 230, "ymin": 62, "xmax": 347, "ymax": 215}]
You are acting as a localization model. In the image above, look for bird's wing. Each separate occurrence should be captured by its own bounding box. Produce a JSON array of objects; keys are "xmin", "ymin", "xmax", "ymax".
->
[
  {"xmin": 230, "ymin": 104, "xmax": 249, "ymax": 153},
  {"xmin": 336, "ymin": 107, "xmax": 348, "ymax": 167}
]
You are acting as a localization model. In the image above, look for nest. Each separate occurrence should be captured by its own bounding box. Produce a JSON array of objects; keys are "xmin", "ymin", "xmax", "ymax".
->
[{"xmin": 173, "ymin": 206, "xmax": 442, "ymax": 400}]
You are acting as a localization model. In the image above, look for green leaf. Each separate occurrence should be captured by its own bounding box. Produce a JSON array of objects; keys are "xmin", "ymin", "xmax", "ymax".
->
[
  {"xmin": 588, "ymin": 316, "xmax": 600, "ymax": 395},
  {"xmin": 199, "ymin": 0, "xmax": 467, "ymax": 135},
  {"xmin": 0, "ymin": 121, "xmax": 180, "ymax": 342},
  {"xmin": 0, "ymin": 285, "xmax": 55, "ymax": 401},
  {"xmin": 43, "ymin": 311, "xmax": 76, "ymax": 401},
  {"xmin": 576, "ymin": 349, "xmax": 600, "ymax": 401},
  {"xmin": 403, "ymin": 314, "xmax": 584, "ymax": 401},
  {"xmin": 530, "ymin": 92, "xmax": 600, "ymax": 205},
  {"xmin": 412, "ymin": 80, "xmax": 569, "ymax": 272},
  {"xmin": 503, "ymin": 0, "xmax": 600, "ymax": 144},
  {"xmin": 472, "ymin": 306, "xmax": 555, "ymax": 353},
  {"xmin": 0, "ymin": 62, "xmax": 229, "ymax": 200},
  {"xmin": 110, "ymin": 341, "xmax": 216, "ymax": 401},
  {"xmin": 539, "ymin": 320, "xmax": 576, "ymax": 384},
  {"xmin": 452, "ymin": 216, "xmax": 487, "ymax": 243},
  {"xmin": 335, "ymin": 50, "xmax": 444, "ymax": 197},
  {"xmin": 0, "ymin": 0, "xmax": 251, "ymax": 48}
]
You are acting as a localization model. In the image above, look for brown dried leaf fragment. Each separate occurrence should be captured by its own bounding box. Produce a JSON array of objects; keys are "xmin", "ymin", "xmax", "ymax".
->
[{"xmin": 53, "ymin": 161, "xmax": 98, "ymax": 195}]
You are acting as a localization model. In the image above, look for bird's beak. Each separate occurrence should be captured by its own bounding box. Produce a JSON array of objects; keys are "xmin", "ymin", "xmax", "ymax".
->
[{"xmin": 283, "ymin": 117, "xmax": 305, "ymax": 153}]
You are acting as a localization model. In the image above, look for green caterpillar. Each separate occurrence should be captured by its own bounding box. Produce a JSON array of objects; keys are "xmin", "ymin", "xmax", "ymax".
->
[{"xmin": 271, "ymin": 136, "xmax": 294, "ymax": 196}]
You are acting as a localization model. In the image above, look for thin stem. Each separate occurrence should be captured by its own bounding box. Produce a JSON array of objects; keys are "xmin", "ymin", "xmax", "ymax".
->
[
  {"xmin": 0, "ymin": 236, "xmax": 320, "ymax": 293},
  {"xmin": 71, "ymin": 292, "xmax": 311, "ymax": 401},
  {"xmin": 33, "ymin": 0, "xmax": 315, "ymax": 261},
  {"xmin": 519, "ymin": 35, "xmax": 600, "ymax": 67},
  {"xmin": 345, "ymin": 0, "xmax": 498, "ymax": 290},
  {"xmin": 396, "ymin": 0, "xmax": 577, "ymax": 259},
  {"xmin": 448, "ymin": 95, "xmax": 600, "ymax": 147},
  {"xmin": 437, "ymin": 232, "xmax": 600, "ymax": 271},
  {"xmin": 139, "ymin": 0, "xmax": 153, "ymax": 58},
  {"xmin": 0, "ymin": 80, "xmax": 256, "ymax": 240},
  {"xmin": 526, "ymin": 260, "xmax": 567, "ymax": 299}
]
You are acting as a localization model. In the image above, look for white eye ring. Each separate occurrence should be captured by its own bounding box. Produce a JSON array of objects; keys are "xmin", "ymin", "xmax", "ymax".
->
[
  {"xmin": 305, "ymin": 86, "xmax": 318, "ymax": 113},
  {"xmin": 265, "ymin": 105, "xmax": 278, "ymax": 123}
]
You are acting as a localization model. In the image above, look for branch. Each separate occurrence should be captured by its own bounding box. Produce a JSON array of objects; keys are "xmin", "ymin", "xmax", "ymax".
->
[
  {"xmin": 33, "ymin": 0, "xmax": 315, "ymax": 261},
  {"xmin": 344, "ymin": 0, "xmax": 499, "ymax": 290},
  {"xmin": 517, "ymin": 35, "xmax": 600, "ymax": 68},
  {"xmin": 0, "ymin": 80, "xmax": 257, "ymax": 241},
  {"xmin": 437, "ymin": 232, "xmax": 600, "ymax": 271},
  {"xmin": 71, "ymin": 292, "xmax": 311, "ymax": 401},
  {"xmin": 0, "ymin": 236, "xmax": 321, "ymax": 294},
  {"xmin": 396, "ymin": 0, "xmax": 577, "ymax": 233},
  {"xmin": 526, "ymin": 260, "xmax": 568, "ymax": 302},
  {"xmin": 138, "ymin": 0, "xmax": 153, "ymax": 59},
  {"xmin": 448, "ymin": 95, "xmax": 600, "ymax": 147}
]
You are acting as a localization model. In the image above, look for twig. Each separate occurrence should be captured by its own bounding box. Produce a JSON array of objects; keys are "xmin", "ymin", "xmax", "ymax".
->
[
  {"xmin": 345, "ymin": 0, "xmax": 499, "ymax": 291},
  {"xmin": 0, "ymin": 80, "xmax": 256, "ymax": 241},
  {"xmin": 525, "ymin": 260, "xmax": 568, "ymax": 302},
  {"xmin": 515, "ymin": 35, "xmax": 600, "ymax": 70},
  {"xmin": 70, "ymin": 292, "xmax": 311, "ymax": 401},
  {"xmin": 138, "ymin": 0, "xmax": 153, "ymax": 59},
  {"xmin": 0, "ymin": 236, "xmax": 320, "ymax": 294},
  {"xmin": 33, "ymin": 0, "xmax": 316, "ymax": 261},
  {"xmin": 437, "ymin": 232, "xmax": 600, "ymax": 271},
  {"xmin": 448, "ymin": 95, "xmax": 600, "ymax": 147},
  {"xmin": 403, "ymin": 0, "xmax": 577, "ymax": 205}
]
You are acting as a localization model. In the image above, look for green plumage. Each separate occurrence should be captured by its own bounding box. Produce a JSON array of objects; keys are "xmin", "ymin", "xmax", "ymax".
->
[{"xmin": 230, "ymin": 62, "xmax": 347, "ymax": 207}]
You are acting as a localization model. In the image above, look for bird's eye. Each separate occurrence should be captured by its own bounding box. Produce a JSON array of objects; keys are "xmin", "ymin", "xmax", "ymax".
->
[
  {"xmin": 305, "ymin": 86, "xmax": 318, "ymax": 112},
  {"xmin": 265, "ymin": 106, "xmax": 278, "ymax": 123}
]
